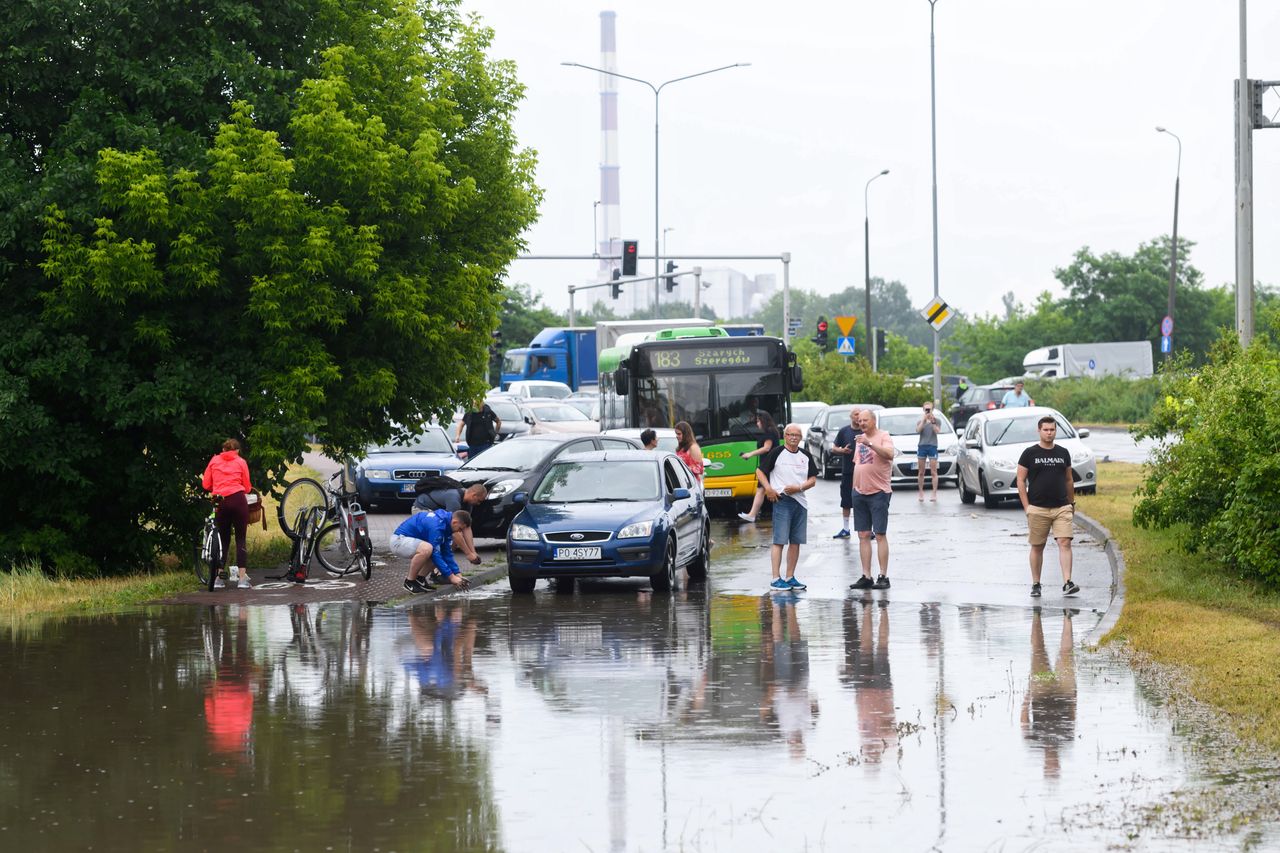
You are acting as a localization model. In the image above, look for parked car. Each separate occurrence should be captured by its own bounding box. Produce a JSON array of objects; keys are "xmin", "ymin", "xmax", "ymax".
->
[
  {"xmin": 908, "ymin": 373, "xmax": 972, "ymax": 401},
  {"xmin": 564, "ymin": 395, "xmax": 601, "ymax": 421},
  {"xmin": 603, "ymin": 427, "xmax": 681, "ymax": 453},
  {"xmin": 521, "ymin": 398, "xmax": 600, "ymax": 435},
  {"xmin": 956, "ymin": 406, "xmax": 1096, "ymax": 508},
  {"xmin": 789, "ymin": 400, "xmax": 827, "ymax": 430},
  {"xmin": 346, "ymin": 425, "xmax": 464, "ymax": 510},
  {"xmin": 804, "ymin": 403, "xmax": 885, "ymax": 479},
  {"xmin": 873, "ymin": 406, "xmax": 960, "ymax": 487},
  {"xmin": 449, "ymin": 433, "xmax": 642, "ymax": 538},
  {"xmin": 505, "ymin": 380, "xmax": 574, "ymax": 400},
  {"xmin": 949, "ymin": 384, "xmax": 1015, "ymax": 430},
  {"xmin": 506, "ymin": 449, "xmax": 710, "ymax": 593}
]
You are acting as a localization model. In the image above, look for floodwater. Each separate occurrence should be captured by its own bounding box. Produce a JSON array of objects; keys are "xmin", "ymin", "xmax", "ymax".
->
[{"xmin": 3, "ymin": 488, "xmax": 1278, "ymax": 851}]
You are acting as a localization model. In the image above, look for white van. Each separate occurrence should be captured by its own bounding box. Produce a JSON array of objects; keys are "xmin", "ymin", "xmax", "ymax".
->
[{"xmin": 504, "ymin": 380, "xmax": 573, "ymax": 400}]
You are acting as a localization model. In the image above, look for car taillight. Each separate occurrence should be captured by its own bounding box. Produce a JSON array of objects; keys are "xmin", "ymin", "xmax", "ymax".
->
[{"xmin": 986, "ymin": 402, "xmax": 997, "ymax": 409}]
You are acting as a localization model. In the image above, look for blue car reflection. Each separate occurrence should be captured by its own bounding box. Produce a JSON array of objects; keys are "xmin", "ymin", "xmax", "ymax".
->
[{"xmin": 506, "ymin": 450, "xmax": 711, "ymax": 593}]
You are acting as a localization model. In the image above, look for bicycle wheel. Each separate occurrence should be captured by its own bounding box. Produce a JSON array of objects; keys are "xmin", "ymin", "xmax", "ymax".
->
[
  {"xmin": 355, "ymin": 528, "xmax": 373, "ymax": 581},
  {"xmin": 194, "ymin": 525, "xmax": 222, "ymax": 591},
  {"xmin": 315, "ymin": 522, "xmax": 358, "ymax": 575},
  {"xmin": 278, "ymin": 478, "xmax": 327, "ymax": 540}
]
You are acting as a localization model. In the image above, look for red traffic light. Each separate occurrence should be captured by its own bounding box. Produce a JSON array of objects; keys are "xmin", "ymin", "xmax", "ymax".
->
[{"xmin": 817, "ymin": 321, "xmax": 828, "ymax": 332}]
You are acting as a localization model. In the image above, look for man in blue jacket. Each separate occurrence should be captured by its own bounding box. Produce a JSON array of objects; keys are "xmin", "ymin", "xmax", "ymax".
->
[{"xmin": 390, "ymin": 509, "xmax": 473, "ymax": 593}]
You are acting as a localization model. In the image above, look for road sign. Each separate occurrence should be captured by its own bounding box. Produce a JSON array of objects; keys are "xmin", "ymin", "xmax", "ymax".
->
[
  {"xmin": 836, "ymin": 336, "xmax": 856, "ymax": 356},
  {"xmin": 920, "ymin": 298, "xmax": 953, "ymax": 331},
  {"xmin": 1161, "ymin": 335, "xmax": 1171, "ymax": 353},
  {"xmin": 1088, "ymin": 358, "xmax": 1097, "ymax": 370},
  {"xmin": 787, "ymin": 318, "xmax": 803, "ymax": 329},
  {"xmin": 835, "ymin": 316, "xmax": 857, "ymax": 336},
  {"xmin": 1161, "ymin": 315, "xmax": 1173, "ymax": 337}
]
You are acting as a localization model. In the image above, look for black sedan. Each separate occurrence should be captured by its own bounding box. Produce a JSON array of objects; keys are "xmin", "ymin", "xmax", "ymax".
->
[{"xmin": 447, "ymin": 433, "xmax": 643, "ymax": 538}]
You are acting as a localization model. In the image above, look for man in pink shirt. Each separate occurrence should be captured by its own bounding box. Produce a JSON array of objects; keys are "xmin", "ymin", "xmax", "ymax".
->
[{"xmin": 849, "ymin": 410, "xmax": 896, "ymax": 590}]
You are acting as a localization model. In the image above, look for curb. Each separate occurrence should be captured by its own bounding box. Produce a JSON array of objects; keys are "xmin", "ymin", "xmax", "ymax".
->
[
  {"xmin": 383, "ymin": 564, "xmax": 510, "ymax": 609},
  {"xmin": 1073, "ymin": 509, "xmax": 1127, "ymax": 645}
]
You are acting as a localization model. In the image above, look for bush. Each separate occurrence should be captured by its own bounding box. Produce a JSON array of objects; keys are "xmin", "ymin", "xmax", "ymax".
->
[
  {"xmin": 1022, "ymin": 375, "xmax": 1165, "ymax": 424},
  {"xmin": 798, "ymin": 351, "xmax": 932, "ymax": 407},
  {"xmin": 1133, "ymin": 338, "xmax": 1280, "ymax": 585}
]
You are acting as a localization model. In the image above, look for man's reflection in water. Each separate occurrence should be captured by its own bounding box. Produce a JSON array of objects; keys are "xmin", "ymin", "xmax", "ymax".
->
[
  {"xmin": 840, "ymin": 598, "xmax": 897, "ymax": 766},
  {"xmin": 759, "ymin": 593, "xmax": 818, "ymax": 758},
  {"xmin": 203, "ymin": 606, "xmax": 259, "ymax": 763},
  {"xmin": 1021, "ymin": 608, "xmax": 1077, "ymax": 779},
  {"xmin": 406, "ymin": 603, "xmax": 486, "ymax": 700}
]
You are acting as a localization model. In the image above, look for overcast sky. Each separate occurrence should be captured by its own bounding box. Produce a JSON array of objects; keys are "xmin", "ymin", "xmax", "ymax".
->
[{"xmin": 462, "ymin": 1, "xmax": 1280, "ymax": 323}]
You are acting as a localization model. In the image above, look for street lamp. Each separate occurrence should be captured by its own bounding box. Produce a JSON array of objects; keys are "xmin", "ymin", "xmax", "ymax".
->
[
  {"xmin": 1156, "ymin": 126, "xmax": 1181, "ymax": 360},
  {"xmin": 562, "ymin": 61, "xmax": 750, "ymax": 318},
  {"xmin": 663, "ymin": 226, "xmax": 675, "ymax": 256},
  {"xmin": 864, "ymin": 169, "xmax": 890, "ymax": 371},
  {"xmin": 927, "ymin": 0, "xmax": 943, "ymax": 405},
  {"xmin": 593, "ymin": 199, "xmax": 601, "ymax": 257}
]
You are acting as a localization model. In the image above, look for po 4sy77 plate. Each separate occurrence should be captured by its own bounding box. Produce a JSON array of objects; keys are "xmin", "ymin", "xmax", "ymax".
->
[
  {"xmin": 703, "ymin": 488, "xmax": 733, "ymax": 498},
  {"xmin": 553, "ymin": 546, "xmax": 602, "ymax": 561}
]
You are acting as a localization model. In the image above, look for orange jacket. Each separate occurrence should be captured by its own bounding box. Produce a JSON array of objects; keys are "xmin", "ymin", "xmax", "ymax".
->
[{"xmin": 202, "ymin": 450, "xmax": 251, "ymax": 497}]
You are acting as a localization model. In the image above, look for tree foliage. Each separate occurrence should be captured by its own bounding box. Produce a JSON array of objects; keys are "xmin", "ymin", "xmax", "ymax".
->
[{"xmin": 1, "ymin": 0, "xmax": 539, "ymax": 572}]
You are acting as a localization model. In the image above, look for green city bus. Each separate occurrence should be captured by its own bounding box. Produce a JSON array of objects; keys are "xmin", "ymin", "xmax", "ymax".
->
[{"xmin": 598, "ymin": 327, "xmax": 804, "ymax": 509}]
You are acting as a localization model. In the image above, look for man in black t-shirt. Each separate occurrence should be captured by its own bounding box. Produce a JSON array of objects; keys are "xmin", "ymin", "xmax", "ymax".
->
[
  {"xmin": 456, "ymin": 399, "xmax": 501, "ymax": 459},
  {"xmin": 829, "ymin": 407, "xmax": 864, "ymax": 538},
  {"xmin": 1015, "ymin": 416, "xmax": 1079, "ymax": 598}
]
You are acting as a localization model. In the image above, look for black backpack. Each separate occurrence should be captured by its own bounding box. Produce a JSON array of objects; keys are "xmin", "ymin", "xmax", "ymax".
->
[{"xmin": 413, "ymin": 473, "xmax": 462, "ymax": 495}]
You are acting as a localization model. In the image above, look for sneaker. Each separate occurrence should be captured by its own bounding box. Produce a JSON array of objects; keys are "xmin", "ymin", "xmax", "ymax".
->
[
  {"xmin": 1030, "ymin": 583, "xmax": 1042, "ymax": 598},
  {"xmin": 404, "ymin": 577, "xmax": 432, "ymax": 594},
  {"xmin": 850, "ymin": 575, "xmax": 875, "ymax": 590},
  {"xmin": 770, "ymin": 578, "xmax": 790, "ymax": 590},
  {"xmin": 787, "ymin": 577, "xmax": 807, "ymax": 591},
  {"xmin": 1063, "ymin": 580, "xmax": 1080, "ymax": 596},
  {"xmin": 737, "ymin": 513, "xmax": 756, "ymax": 523},
  {"xmin": 229, "ymin": 566, "xmax": 239, "ymax": 582},
  {"xmin": 874, "ymin": 575, "xmax": 891, "ymax": 590},
  {"xmin": 832, "ymin": 529, "xmax": 851, "ymax": 539},
  {"xmin": 237, "ymin": 575, "xmax": 251, "ymax": 590},
  {"xmin": 213, "ymin": 575, "xmax": 226, "ymax": 590}
]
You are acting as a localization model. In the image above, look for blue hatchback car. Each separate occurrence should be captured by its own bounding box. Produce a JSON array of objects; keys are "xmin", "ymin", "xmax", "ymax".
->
[{"xmin": 506, "ymin": 449, "xmax": 710, "ymax": 593}]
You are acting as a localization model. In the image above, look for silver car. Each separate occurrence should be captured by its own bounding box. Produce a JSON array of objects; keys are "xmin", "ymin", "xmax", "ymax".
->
[
  {"xmin": 804, "ymin": 403, "xmax": 885, "ymax": 479},
  {"xmin": 956, "ymin": 407, "xmax": 1097, "ymax": 507}
]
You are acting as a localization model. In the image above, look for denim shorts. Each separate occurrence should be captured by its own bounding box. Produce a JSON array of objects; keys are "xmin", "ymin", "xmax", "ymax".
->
[
  {"xmin": 917, "ymin": 444, "xmax": 938, "ymax": 459},
  {"xmin": 771, "ymin": 496, "xmax": 808, "ymax": 545},
  {"xmin": 852, "ymin": 490, "xmax": 891, "ymax": 534}
]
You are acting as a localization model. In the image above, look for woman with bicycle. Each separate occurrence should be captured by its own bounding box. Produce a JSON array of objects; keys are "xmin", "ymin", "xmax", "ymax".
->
[{"xmin": 201, "ymin": 438, "xmax": 254, "ymax": 589}]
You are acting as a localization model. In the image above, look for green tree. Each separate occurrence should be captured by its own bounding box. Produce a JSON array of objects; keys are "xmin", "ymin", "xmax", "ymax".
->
[
  {"xmin": 2, "ymin": 0, "xmax": 539, "ymax": 572},
  {"xmin": 878, "ymin": 332, "xmax": 933, "ymax": 376},
  {"xmin": 945, "ymin": 292, "xmax": 1079, "ymax": 383},
  {"xmin": 491, "ymin": 283, "xmax": 562, "ymax": 384}
]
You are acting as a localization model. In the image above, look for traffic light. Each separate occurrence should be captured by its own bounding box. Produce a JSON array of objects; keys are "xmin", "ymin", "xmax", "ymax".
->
[
  {"xmin": 813, "ymin": 316, "xmax": 829, "ymax": 349},
  {"xmin": 489, "ymin": 328, "xmax": 503, "ymax": 358},
  {"xmin": 610, "ymin": 268, "xmax": 622, "ymax": 299},
  {"xmin": 664, "ymin": 260, "xmax": 678, "ymax": 292},
  {"xmin": 875, "ymin": 328, "xmax": 887, "ymax": 363},
  {"xmin": 622, "ymin": 239, "xmax": 638, "ymax": 276}
]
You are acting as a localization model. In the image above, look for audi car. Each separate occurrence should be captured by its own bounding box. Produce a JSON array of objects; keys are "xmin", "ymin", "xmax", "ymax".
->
[{"xmin": 347, "ymin": 426, "xmax": 464, "ymax": 509}]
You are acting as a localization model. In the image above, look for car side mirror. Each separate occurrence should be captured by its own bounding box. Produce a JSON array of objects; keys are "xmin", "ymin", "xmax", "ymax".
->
[
  {"xmin": 1077, "ymin": 428, "xmax": 1090, "ymax": 438},
  {"xmin": 965, "ymin": 438, "xmax": 980, "ymax": 449},
  {"xmin": 511, "ymin": 492, "xmax": 527, "ymax": 506},
  {"xmin": 524, "ymin": 416, "xmax": 534, "ymax": 425},
  {"xmin": 671, "ymin": 487, "xmax": 691, "ymax": 500}
]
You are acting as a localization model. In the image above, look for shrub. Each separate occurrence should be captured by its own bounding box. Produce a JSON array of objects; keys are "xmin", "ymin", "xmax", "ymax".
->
[
  {"xmin": 1022, "ymin": 375, "xmax": 1165, "ymax": 424},
  {"xmin": 798, "ymin": 351, "xmax": 932, "ymax": 407}
]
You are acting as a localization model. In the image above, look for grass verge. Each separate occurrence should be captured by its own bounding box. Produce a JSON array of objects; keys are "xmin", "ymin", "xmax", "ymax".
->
[
  {"xmin": 1083, "ymin": 461, "xmax": 1280, "ymax": 751},
  {"xmin": 1, "ymin": 462, "xmax": 320, "ymax": 623}
]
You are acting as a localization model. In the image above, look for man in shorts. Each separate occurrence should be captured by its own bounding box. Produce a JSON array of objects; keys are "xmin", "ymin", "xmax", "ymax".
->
[
  {"xmin": 849, "ymin": 409, "xmax": 896, "ymax": 590},
  {"xmin": 391, "ymin": 508, "xmax": 473, "ymax": 593},
  {"xmin": 756, "ymin": 424, "xmax": 818, "ymax": 592},
  {"xmin": 830, "ymin": 407, "xmax": 863, "ymax": 537},
  {"xmin": 1016, "ymin": 415, "xmax": 1079, "ymax": 597}
]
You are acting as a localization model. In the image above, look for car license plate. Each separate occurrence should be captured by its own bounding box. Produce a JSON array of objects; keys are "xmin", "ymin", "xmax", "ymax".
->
[
  {"xmin": 400, "ymin": 483, "xmax": 416, "ymax": 494},
  {"xmin": 704, "ymin": 488, "xmax": 732, "ymax": 498},
  {"xmin": 553, "ymin": 547, "xmax": 601, "ymax": 561}
]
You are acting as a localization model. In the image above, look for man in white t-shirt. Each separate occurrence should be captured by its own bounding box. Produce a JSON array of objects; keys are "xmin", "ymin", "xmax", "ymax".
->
[{"xmin": 756, "ymin": 424, "xmax": 819, "ymax": 592}]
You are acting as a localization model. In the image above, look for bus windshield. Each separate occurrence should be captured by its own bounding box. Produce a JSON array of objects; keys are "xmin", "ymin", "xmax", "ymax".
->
[{"xmin": 632, "ymin": 369, "xmax": 785, "ymax": 440}]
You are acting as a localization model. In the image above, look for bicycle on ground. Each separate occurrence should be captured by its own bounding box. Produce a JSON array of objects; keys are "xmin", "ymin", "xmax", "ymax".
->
[
  {"xmin": 193, "ymin": 505, "xmax": 224, "ymax": 592},
  {"xmin": 277, "ymin": 471, "xmax": 373, "ymax": 581}
]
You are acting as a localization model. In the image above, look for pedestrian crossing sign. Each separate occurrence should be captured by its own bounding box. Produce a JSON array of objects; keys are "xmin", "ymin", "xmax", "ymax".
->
[{"xmin": 837, "ymin": 336, "xmax": 856, "ymax": 355}]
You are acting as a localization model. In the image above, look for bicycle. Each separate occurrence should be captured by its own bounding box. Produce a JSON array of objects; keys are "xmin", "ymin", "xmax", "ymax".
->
[
  {"xmin": 194, "ymin": 507, "xmax": 224, "ymax": 592},
  {"xmin": 277, "ymin": 471, "xmax": 373, "ymax": 580}
]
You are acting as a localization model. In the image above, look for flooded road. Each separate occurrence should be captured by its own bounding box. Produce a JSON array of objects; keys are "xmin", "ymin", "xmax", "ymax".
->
[{"xmin": 3, "ymin": 484, "xmax": 1277, "ymax": 851}]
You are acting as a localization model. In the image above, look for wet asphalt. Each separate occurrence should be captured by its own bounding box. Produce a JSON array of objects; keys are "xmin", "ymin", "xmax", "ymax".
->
[{"xmin": 6, "ymin": 437, "xmax": 1280, "ymax": 851}]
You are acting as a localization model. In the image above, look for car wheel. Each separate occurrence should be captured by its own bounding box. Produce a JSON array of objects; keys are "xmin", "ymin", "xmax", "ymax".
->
[
  {"xmin": 980, "ymin": 473, "xmax": 1000, "ymax": 508},
  {"xmin": 959, "ymin": 470, "xmax": 976, "ymax": 504},
  {"xmin": 686, "ymin": 524, "xmax": 711, "ymax": 582},
  {"xmin": 509, "ymin": 575, "xmax": 536, "ymax": 594},
  {"xmin": 650, "ymin": 538, "xmax": 678, "ymax": 592},
  {"xmin": 555, "ymin": 576, "xmax": 575, "ymax": 593}
]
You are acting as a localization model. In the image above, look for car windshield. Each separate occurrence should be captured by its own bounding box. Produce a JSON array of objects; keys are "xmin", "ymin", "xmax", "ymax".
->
[
  {"xmin": 792, "ymin": 403, "xmax": 825, "ymax": 425},
  {"xmin": 486, "ymin": 400, "xmax": 522, "ymax": 421},
  {"xmin": 565, "ymin": 399, "xmax": 597, "ymax": 417},
  {"xmin": 531, "ymin": 404, "xmax": 589, "ymax": 422},
  {"xmin": 826, "ymin": 410, "xmax": 851, "ymax": 430},
  {"xmin": 526, "ymin": 384, "xmax": 571, "ymax": 399},
  {"xmin": 368, "ymin": 429, "xmax": 453, "ymax": 454},
  {"xmin": 878, "ymin": 413, "xmax": 953, "ymax": 436},
  {"xmin": 458, "ymin": 439, "xmax": 555, "ymax": 471},
  {"xmin": 533, "ymin": 460, "xmax": 659, "ymax": 502},
  {"xmin": 985, "ymin": 415, "xmax": 1076, "ymax": 446}
]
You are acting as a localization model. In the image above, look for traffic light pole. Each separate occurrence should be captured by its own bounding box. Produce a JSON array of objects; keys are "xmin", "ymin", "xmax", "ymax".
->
[{"xmin": 568, "ymin": 267, "xmax": 704, "ymax": 327}]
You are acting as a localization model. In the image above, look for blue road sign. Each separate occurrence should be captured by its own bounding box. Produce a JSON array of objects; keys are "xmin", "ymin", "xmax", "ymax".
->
[
  {"xmin": 837, "ymin": 336, "xmax": 856, "ymax": 356},
  {"xmin": 1088, "ymin": 358, "xmax": 1096, "ymax": 370},
  {"xmin": 1161, "ymin": 335, "xmax": 1171, "ymax": 353}
]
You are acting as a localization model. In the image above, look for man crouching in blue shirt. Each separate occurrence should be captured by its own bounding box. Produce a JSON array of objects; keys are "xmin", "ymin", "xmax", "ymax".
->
[{"xmin": 390, "ymin": 509, "xmax": 473, "ymax": 593}]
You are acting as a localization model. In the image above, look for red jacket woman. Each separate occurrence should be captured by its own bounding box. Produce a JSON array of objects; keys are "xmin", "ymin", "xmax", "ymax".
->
[{"xmin": 202, "ymin": 439, "xmax": 254, "ymax": 588}]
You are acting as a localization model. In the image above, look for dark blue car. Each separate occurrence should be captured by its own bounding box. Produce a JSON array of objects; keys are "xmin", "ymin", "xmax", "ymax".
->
[
  {"xmin": 506, "ymin": 449, "xmax": 711, "ymax": 593},
  {"xmin": 347, "ymin": 425, "xmax": 463, "ymax": 510}
]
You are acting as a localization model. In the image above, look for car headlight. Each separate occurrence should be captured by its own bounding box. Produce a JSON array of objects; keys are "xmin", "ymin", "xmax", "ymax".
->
[
  {"xmin": 893, "ymin": 446, "xmax": 902, "ymax": 457},
  {"xmin": 510, "ymin": 523, "xmax": 539, "ymax": 541},
  {"xmin": 363, "ymin": 469, "xmax": 391, "ymax": 480},
  {"xmin": 618, "ymin": 520, "xmax": 654, "ymax": 539},
  {"xmin": 1072, "ymin": 449, "xmax": 1093, "ymax": 463},
  {"xmin": 989, "ymin": 456, "xmax": 1019, "ymax": 470},
  {"xmin": 487, "ymin": 479, "xmax": 524, "ymax": 499},
  {"xmin": 942, "ymin": 444, "xmax": 958, "ymax": 456}
]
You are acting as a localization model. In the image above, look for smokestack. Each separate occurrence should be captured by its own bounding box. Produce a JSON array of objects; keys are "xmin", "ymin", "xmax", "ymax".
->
[{"xmin": 598, "ymin": 11, "xmax": 621, "ymax": 282}]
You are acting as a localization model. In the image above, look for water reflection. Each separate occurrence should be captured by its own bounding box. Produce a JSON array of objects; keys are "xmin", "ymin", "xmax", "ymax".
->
[
  {"xmin": 202, "ymin": 607, "xmax": 259, "ymax": 763},
  {"xmin": 759, "ymin": 592, "xmax": 818, "ymax": 758},
  {"xmin": 406, "ymin": 603, "xmax": 487, "ymax": 700},
  {"xmin": 1022, "ymin": 607, "xmax": 1078, "ymax": 779},
  {"xmin": 841, "ymin": 597, "xmax": 897, "ymax": 766}
]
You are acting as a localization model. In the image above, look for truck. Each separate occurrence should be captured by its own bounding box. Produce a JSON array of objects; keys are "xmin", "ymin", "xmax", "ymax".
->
[
  {"xmin": 500, "ymin": 318, "xmax": 759, "ymax": 392},
  {"xmin": 1022, "ymin": 341, "xmax": 1154, "ymax": 379}
]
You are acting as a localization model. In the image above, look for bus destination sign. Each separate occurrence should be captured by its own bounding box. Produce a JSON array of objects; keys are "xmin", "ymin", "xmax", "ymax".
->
[{"xmin": 646, "ymin": 344, "xmax": 773, "ymax": 372}]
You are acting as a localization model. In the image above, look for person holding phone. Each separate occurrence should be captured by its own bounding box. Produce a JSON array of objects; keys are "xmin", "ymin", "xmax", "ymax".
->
[{"xmin": 915, "ymin": 401, "xmax": 940, "ymax": 501}]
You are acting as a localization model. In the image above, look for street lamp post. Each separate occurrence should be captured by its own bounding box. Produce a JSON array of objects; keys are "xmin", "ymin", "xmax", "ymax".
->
[
  {"xmin": 927, "ymin": 0, "xmax": 942, "ymax": 405},
  {"xmin": 562, "ymin": 61, "xmax": 750, "ymax": 319},
  {"xmin": 592, "ymin": 200, "xmax": 601, "ymax": 257},
  {"xmin": 864, "ymin": 169, "xmax": 889, "ymax": 371},
  {"xmin": 1156, "ymin": 127, "xmax": 1181, "ymax": 360}
]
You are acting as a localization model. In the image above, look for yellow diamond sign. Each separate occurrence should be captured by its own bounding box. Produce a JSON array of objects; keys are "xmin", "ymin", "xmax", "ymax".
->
[
  {"xmin": 920, "ymin": 298, "xmax": 953, "ymax": 331},
  {"xmin": 834, "ymin": 316, "xmax": 857, "ymax": 336}
]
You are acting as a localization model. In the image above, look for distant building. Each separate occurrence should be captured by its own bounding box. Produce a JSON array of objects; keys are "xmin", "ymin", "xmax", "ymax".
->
[{"xmin": 664, "ymin": 268, "xmax": 775, "ymax": 320}]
